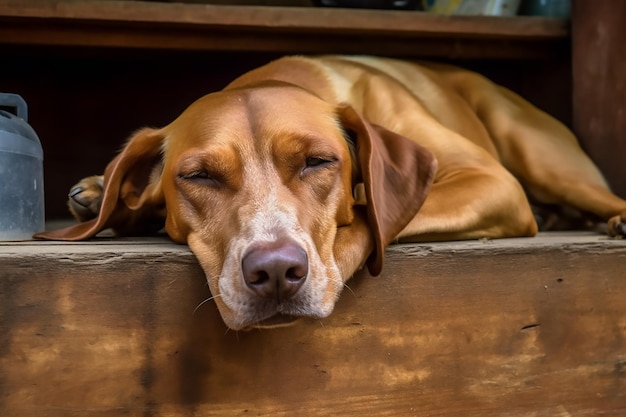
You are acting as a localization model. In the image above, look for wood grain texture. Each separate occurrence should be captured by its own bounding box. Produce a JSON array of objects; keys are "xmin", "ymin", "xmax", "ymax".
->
[
  {"xmin": 1, "ymin": 233, "xmax": 625, "ymax": 416},
  {"xmin": 0, "ymin": 0, "xmax": 569, "ymax": 59}
]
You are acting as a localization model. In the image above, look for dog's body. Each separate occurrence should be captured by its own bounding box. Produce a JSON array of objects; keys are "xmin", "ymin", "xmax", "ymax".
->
[{"xmin": 37, "ymin": 56, "xmax": 626, "ymax": 330}]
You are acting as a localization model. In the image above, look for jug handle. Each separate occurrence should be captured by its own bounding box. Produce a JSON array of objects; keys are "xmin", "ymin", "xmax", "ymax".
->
[{"xmin": 0, "ymin": 93, "xmax": 28, "ymax": 121}]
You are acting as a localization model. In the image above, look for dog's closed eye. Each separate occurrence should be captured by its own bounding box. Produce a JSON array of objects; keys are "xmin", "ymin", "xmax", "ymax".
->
[
  {"xmin": 301, "ymin": 156, "xmax": 339, "ymax": 180},
  {"xmin": 177, "ymin": 170, "xmax": 223, "ymax": 188},
  {"xmin": 305, "ymin": 156, "xmax": 336, "ymax": 168}
]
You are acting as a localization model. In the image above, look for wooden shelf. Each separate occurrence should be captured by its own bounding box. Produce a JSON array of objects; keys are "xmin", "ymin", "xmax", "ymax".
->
[
  {"xmin": 0, "ymin": 0, "xmax": 570, "ymax": 59},
  {"xmin": 2, "ymin": 233, "xmax": 625, "ymax": 415}
]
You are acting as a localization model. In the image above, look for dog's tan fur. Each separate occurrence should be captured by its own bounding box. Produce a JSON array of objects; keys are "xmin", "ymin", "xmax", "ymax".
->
[{"xmin": 37, "ymin": 56, "xmax": 626, "ymax": 330}]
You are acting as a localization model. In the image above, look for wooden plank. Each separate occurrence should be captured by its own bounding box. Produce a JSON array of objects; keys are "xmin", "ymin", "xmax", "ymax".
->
[
  {"xmin": 1, "ymin": 233, "xmax": 625, "ymax": 416},
  {"xmin": 0, "ymin": 0, "xmax": 570, "ymax": 59},
  {"xmin": 572, "ymin": 0, "xmax": 626, "ymax": 198},
  {"xmin": 0, "ymin": 26, "xmax": 564, "ymax": 59}
]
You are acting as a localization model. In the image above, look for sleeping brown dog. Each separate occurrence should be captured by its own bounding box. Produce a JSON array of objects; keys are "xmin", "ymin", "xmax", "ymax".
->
[{"xmin": 36, "ymin": 55, "xmax": 626, "ymax": 330}]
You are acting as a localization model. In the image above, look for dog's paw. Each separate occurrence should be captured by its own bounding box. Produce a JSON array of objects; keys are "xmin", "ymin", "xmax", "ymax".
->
[
  {"xmin": 608, "ymin": 211, "xmax": 626, "ymax": 238},
  {"xmin": 67, "ymin": 175, "xmax": 104, "ymax": 222}
]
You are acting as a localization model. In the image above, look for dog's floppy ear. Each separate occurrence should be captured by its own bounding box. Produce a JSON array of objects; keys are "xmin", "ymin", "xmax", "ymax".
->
[
  {"xmin": 338, "ymin": 105, "xmax": 437, "ymax": 276},
  {"xmin": 34, "ymin": 128, "xmax": 166, "ymax": 241}
]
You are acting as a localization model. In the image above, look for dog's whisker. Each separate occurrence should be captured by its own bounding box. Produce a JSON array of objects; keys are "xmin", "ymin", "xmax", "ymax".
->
[
  {"xmin": 225, "ymin": 328, "xmax": 240, "ymax": 342},
  {"xmin": 192, "ymin": 294, "xmax": 221, "ymax": 316},
  {"xmin": 343, "ymin": 282, "xmax": 356, "ymax": 298}
]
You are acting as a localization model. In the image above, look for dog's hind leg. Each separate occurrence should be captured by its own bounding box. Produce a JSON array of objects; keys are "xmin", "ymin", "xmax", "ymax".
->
[{"xmin": 460, "ymin": 73, "xmax": 626, "ymax": 237}]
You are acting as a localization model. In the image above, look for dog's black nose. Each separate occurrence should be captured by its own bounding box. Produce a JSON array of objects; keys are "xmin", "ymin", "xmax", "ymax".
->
[{"xmin": 242, "ymin": 239, "xmax": 308, "ymax": 301}]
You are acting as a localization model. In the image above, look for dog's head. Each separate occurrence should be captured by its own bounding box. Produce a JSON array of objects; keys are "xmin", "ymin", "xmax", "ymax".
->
[{"xmin": 37, "ymin": 84, "xmax": 436, "ymax": 330}]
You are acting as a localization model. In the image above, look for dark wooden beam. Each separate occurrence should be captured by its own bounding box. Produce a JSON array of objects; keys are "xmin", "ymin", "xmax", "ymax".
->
[{"xmin": 572, "ymin": 0, "xmax": 626, "ymax": 198}]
